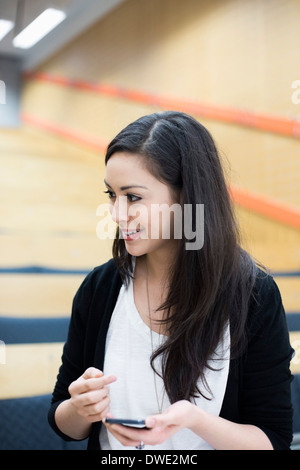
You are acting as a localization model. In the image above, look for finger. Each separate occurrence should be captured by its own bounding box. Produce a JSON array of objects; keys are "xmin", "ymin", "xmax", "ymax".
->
[
  {"xmin": 82, "ymin": 367, "xmax": 103, "ymax": 379},
  {"xmin": 102, "ymin": 412, "xmax": 113, "ymax": 422},
  {"xmin": 105, "ymin": 423, "xmax": 148, "ymax": 442},
  {"xmin": 73, "ymin": 387, "xmax": 109, "ymax": 407},
  {"xmin": 105, "ymin": 424, "xmax": 142, "ymax": 448},
  {"xmin": 84, "ymin": 395, "xmax": 111, "ymax": 417},
  {"xmin": 80, "ymin": 374, "xmax": 117, "ymax": 393},
  {"xmin": 78, "ymin": 396, "xmax": 111, "ymax": 422}
]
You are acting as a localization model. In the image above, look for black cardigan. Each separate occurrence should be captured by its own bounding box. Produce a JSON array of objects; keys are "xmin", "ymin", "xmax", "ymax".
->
[{"xmin": 48, "ymin": 258, "xmax": 294, "ymax": 450}]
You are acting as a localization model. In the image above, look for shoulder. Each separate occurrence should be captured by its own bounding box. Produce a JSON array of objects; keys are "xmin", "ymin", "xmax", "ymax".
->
[
  {"xmin": 251, "ymin": 267, "xmax": 282, "ymax": 308},
  {"xmin": 80, "ymin": 258, "xmax": 120, "ymax": 288},
  {"xmin": 92, "ymin": 258, "xmax": 120, "ymax": 280},
  {"xmin": 251, "ymin": 267, "xmax": 282, "ymax": 310},
  {"xmin": 68, "ymin": 258, "xmax": 123, "ymax": 336},
  {"xmin": 247, "ymin": 267, "xmax": 286, "ymax": 338},
  {"xmin": 73, "ymin": 258, "xmax": 122, "ymax": 306}
]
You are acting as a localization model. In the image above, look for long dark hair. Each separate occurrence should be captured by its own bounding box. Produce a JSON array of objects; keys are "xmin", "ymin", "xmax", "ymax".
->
[{"xmin": 105, "ymin": 111, "xmax": 257, "ymax": 403}]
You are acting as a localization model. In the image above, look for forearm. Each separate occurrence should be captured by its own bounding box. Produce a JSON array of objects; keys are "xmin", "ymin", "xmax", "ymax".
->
[
  {"xmin": 189, "ymin": 406, "xmax": 273, "ymax": 450},
  {"xmin": 55, "ymin": 399, "xmax": 92, "ymax": 440}
]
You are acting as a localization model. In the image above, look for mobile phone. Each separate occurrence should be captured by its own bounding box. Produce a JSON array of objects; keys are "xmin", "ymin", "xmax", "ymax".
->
[{"xmin": 105, "ymin": 418, "xmax": 146, "ymax": 428}]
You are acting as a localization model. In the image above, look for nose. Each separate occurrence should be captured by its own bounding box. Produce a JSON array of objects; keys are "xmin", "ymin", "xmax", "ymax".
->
[{"xmin": 111, "ymin": 195, "xmax": 129, "ymax": 226}]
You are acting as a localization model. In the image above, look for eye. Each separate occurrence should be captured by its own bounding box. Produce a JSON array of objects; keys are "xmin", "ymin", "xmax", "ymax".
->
[
  {"xmin": 104, "ymin": 189, "xmax": 115, "ymax": 199},
  {"xmin": 127, "ymin": 193, "xmax": 141, "ymax": 203}
]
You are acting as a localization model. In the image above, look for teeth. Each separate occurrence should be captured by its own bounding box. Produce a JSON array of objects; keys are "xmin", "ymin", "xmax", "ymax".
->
[{"xmin": 121, "ymin": 228, "xmax": 140, "ymax": 236}]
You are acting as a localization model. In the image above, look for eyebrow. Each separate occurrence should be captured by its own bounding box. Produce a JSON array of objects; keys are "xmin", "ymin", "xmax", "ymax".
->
[{"xmin": 104, "ymin": 179, "xmax": 148, "ymax": 191}]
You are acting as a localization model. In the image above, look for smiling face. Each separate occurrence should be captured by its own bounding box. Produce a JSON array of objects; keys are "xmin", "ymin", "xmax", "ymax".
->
[{"xmin": 104, "ymin": 152, "xmax": 180, "ymax": 259}]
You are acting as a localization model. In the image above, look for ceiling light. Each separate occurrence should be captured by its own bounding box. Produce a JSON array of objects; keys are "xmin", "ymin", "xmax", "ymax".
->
[
  {"xmin": 13, "ymin": 8, "xmax": 66, "ymax": 49},
  {"xmin": 0, "ymin": 19, "xmax": 14, "ymax": 41}
]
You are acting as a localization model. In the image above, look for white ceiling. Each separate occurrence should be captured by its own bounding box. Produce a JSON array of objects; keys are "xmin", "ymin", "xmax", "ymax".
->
[{"xmin": 0, "ymin": 0, "xmax": 125, "ymax": 71}]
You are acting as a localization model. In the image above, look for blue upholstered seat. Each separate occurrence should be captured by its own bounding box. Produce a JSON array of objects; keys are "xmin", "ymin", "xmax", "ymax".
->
[
  {"xmin": 0, "ymin": 315, "xmax": 70, "ymax": 344},
  {"xmin": 0, "ymin": 393, "xmax": 87, "ymax": 450},
  {"xmin": 0, "ymin": 315, "xmax": 88, "ymax": 449}
]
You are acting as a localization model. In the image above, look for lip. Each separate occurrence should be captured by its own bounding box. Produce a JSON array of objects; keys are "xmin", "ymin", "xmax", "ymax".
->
[{"xmin": 121, "ymin": 229, "xmax": 142, "ymax": 241}]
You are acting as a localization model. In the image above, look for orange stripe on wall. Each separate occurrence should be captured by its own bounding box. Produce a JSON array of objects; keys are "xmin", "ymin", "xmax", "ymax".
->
[
  {"xmin": 22, "ymin": 113, "xmax": 300, "ymax": 231},
  {"xmin": 22, "ymin": 113, "xmax": 108, "ymax": 153},
  {"xmin": 23, "ymin": 71, "xmax": 300, "ymax": 139},
  {"xmin": 230, "ymin": 187, "xmax": 300, "ymax": 230}
]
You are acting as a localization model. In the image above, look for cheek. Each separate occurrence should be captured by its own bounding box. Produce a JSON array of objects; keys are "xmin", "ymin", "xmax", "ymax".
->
[
  {"xmin": 127, "ymin": 203, "xmax": 149, "ymax": 230},
  {"xmin": 148, "ymin": 205, "xmax": 160, "ymax": 238},
  {"xmin": 108, "ymin": 201, "xmax": 114, "ymax": 216},
  {"xmin": 148, "ymin": 204, "xmax": 179, "ymax": 239},
  {"xmin": 127, "ymin": 203, "xmax": 167, "ymax": 239}
]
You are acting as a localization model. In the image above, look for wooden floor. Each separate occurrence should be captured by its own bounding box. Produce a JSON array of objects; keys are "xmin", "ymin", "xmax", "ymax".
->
[{"xmin": 0, "ymin": 125, "xmax": 299, "ymax": 398}]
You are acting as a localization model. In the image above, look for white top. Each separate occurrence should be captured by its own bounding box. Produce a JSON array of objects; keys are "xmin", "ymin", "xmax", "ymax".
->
[{"xmin": 99, "ymin": 278, "xmax": 230, "ymax": 450}]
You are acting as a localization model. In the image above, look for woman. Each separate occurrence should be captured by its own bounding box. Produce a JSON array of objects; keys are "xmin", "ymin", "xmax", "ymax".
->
[{"xmin": 48, "ymin": 111, "xmax": 294, "ymax": 450}]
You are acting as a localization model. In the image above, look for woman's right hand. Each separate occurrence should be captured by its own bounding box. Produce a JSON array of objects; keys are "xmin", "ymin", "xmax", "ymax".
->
[{"xmin": 68, "ymin": 367, "xmax": 117, "ymax": 423}]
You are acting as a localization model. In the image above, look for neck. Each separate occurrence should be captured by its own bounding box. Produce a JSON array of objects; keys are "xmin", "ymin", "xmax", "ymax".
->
[{"xmin": 143, "ymin": 242, "xmax": 178, "ymax": 285}]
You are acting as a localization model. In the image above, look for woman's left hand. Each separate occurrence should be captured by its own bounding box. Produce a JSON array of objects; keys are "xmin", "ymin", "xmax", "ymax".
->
[{"xmin": 103, "ymin": 400, "xmax": 197, "ymax": 448}]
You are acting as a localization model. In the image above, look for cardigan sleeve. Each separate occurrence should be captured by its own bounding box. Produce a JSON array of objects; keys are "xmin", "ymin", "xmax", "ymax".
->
[
  {"xmin": 47, "ymin": 269, "xmax": 96, "ymax": 440},
  {"xmin": 48, "ymin": 259, "xmax": 122, "ymax": 442},
  {"xmin": 239, "ymin": 273, "xmax": 294, "ymax": 449}
]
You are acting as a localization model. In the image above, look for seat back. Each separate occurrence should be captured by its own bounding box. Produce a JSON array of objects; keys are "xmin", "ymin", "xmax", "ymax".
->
[
  {"xmin": 0, "ymin": 394, "xmax": 87, "ymax": 450},
  {"xmin": 0, "ymin": 315, "xmax": 88, "ymax": 449},
  {"xmin": 286, "ymin": 313, "xmax": 300, "ymax": 449}
]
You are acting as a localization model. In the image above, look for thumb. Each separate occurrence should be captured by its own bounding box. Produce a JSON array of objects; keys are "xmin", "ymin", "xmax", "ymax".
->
[
  {"xmin": 145, "ymin": 416, "xmax": 157, "ymax": 428},
  {"xmin": 82, "ymin": 367, "xmax": 103, "ymax": 379},
  {"xmin": 145, "ymin": 409, "xmax": 173, "ymax": 429},
  {"xmin": 145, "ymin": 414, "xmax": 165, "ymax": 429}
]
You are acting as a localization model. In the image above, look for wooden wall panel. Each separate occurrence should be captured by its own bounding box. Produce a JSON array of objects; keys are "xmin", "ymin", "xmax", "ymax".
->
[
  {"xmin": 33, "ymin": 0, "xmax": 300, "ymax": 114},
  {"xmin": 0, "ymin": 343, "xmax": 64, "ymax": 398},
  {"xmin": 1, "ymin": 0, "xmax": 299, "ymax": 399},
  {"xmin": 0, "ymin": 127, "xmax": 112, "ymax": 318},
  {"xmin": 0, "ymin": 275, "xmax": 85, "ymax": 316},
  {"xmin": 21, "ymin": 0, "xmax": 300, "ymax": 209}
]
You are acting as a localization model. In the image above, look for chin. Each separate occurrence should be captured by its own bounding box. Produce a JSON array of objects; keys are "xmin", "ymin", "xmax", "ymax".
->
[
  {"xmin": 124, "ymin": 238, "xmax": 159, "ymax": 257},
  {"xmin": 124, "ymin": 241, "xmax": 147, "ymax": 258},
  {"xmin": 125, "ymin": 238, "xmax": 170, "ymax": 258}
]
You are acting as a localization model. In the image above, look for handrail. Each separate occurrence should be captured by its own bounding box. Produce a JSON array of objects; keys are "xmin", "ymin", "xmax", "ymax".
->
[
  {"xmin": 0, "ymin": 265, "xmax": 90, "ymax": 275},
  {"xmin": 23, "ymin": 71, "xmax": 300, "ymax": 139},
  {"xmin": 1, "ymin": 265, "xmax": 300, "ymax": 277}
]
